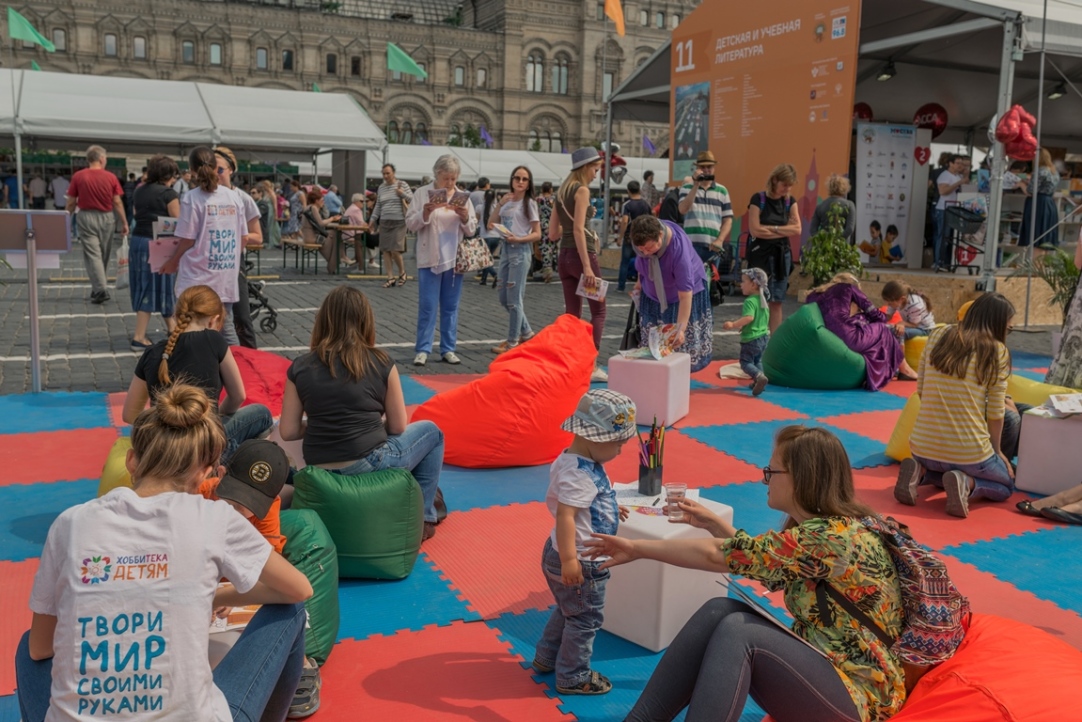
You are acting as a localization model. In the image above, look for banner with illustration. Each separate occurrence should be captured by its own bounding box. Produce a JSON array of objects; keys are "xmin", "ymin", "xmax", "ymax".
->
[{"xmin": 854, "ymin": 123, "xmax": 917, "ymax": 265}]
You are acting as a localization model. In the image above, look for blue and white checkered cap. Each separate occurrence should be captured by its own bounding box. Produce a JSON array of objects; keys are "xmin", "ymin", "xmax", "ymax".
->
[{"xmin": 561, "ymin": 389, "xmax": 637, "ymax": 443}]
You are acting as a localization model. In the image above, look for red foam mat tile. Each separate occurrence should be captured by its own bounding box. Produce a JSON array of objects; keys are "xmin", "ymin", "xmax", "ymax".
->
[
  {"xmin": 107, "ymin": 392, "xmax": 131, "ymax": 427},
  {"xmin": 423, "ymin": 503, "xmax": 556, "ymax": 619},
  {"xmin": 318, "ymin": 622, "xmax": 572, "ymax": 721},
  {"xmin": 411, "ymin": 374, "xmax": 482, "ymax": 396},
  {"xmin": 879, "ymin": 380, "xmax": 915, "ymax": 399},
  {"xmin": 690, "ymin": 360, "xmax": 749, "ymax": 389},
  {"xmin": 820, "ymin": 410, "xmax": 902, "ymax": 444},
  {"xmin": 607, "ymin": 429, "xmax": 763, "ymax": 487},
  {"xmin": 852, "ymin": 467, "xmax": 1047, "ymax": 549},
  {"xmin": 0, "ymin": 559, "xmax": 38, "ymax": 695},
  {"xmin": 0, "ymin": 427, "xmax": 119, "ymax": 487},
  {"xmin": 677, "ymin": 387, "xmax": 807, "ymax": 428}
]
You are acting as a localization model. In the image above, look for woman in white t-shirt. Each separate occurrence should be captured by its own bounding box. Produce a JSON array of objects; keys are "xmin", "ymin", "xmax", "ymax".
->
[
  {"xmin": 488, "ymin": 166, "xmax": 541, "ymax": 354},
  {"xmin": 160, "ymin": 146, "xmax": 251, "ymax": 346},
  {"xmin": 16, "ymin": 383, "xmax": 312, "ymax": 722}
]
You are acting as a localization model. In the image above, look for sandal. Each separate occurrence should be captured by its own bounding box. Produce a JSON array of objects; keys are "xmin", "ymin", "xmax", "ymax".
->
[
  {"xmin": 557, "ymin": 670, "xmax": 612, "ymax": 696},
  {"xmin": 382, "ymin": 277, "xmax": 397, "ymax": 288},
  {"xmin": 395, "ymin": 274, "xmax": 407, "ymax": 287},
  {"xmin": 287, "ymin": 656, "xmax": 322, "ymax": 719}
]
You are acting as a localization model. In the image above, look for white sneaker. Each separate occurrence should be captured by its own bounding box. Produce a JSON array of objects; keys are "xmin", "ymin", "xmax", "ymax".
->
[
  {"xmin": 590, "ymin": 367, "xmax": 609, "ymax": 383},
  {"xmin": 413, "ymin": 352, "xmax": 428, "ymax": 366},
  {"xmin": 442, "ymin": 351, "xmax": 462, "ymax": 365}
]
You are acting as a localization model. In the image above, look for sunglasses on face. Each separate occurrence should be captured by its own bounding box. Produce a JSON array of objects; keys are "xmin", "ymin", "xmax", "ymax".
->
[
  {"xmin": 761, "ymin": 467, "xmax": 787, "ymax": 484},
  {"xmin": 512, "ymin": 176, "xmax": 530, "ymax": 182}
]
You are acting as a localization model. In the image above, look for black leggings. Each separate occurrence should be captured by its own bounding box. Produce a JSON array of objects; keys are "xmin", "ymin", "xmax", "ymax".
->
[{"xmin": 625, "ymin": 598, "xmax": 861, "ymax": 722}]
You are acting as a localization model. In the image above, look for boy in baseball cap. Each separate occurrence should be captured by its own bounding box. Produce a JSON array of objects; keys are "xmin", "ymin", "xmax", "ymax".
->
[
  {"xmin": 532, "ymin": 389, "xmax": 636, "ymax": 696},
  {"xmin": 199, "ymin": 438, "xmax": 289, "ymax": 553}
]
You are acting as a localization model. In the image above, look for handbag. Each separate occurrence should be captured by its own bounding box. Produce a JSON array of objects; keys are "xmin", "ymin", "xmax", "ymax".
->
[
  {"xmin": 454, "ymin": 235, "xmax": 493, "ymax": 274},
  {"xmin": 619, "ymin": 302, "xmax": 641, "ymax": 351}
]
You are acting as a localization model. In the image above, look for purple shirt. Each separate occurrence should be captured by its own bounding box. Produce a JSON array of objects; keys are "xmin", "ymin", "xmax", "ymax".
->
[{"xmin": 634, "ymin": 220, "xmax": 705, "ymax": 304}]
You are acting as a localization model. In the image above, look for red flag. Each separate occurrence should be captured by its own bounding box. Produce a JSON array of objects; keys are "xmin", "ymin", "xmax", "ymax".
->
[{"xmin": 605, "ymin": 0, "xmax": 625, "ymax": 36}]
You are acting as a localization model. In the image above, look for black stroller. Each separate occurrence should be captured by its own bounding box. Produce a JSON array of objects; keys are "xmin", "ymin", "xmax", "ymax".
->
[{"xmin": 246, "ymin": 261, "xmax": 279, "ymax": 332}]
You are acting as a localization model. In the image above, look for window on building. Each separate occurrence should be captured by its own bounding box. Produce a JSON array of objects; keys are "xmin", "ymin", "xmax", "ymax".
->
[
  {"xmin": 391, "ymin": 69, "xmax": 402, "ymax": 81},
  {"xmin": 350, "ymin": 56, "xmax": 361, "ymax": 76},
  {"xmin": 387, "ymin": 120, "xmax": 400, "ymax": 143},
  {"xmin": 52, "ymin": 28, "xmax": 66, "ymax": 52},
  {"xmin": 655, "ymin": 11, "xmax": 664, "ymax": 27},
  {"xmin": 639, "ymin": 9, "xmax": 648, "ymax": 25},
  {"xmin": 256, "ymin": 47, "xmax": 268, "ymax": 69},
  {"xmin": 454, "ymin": 65, "xmax": 465, "ymax": 86},
  {"xmin": 530, "ymin": 129, "xmax": 562, "ymax": 153},
  {"xmin": 597, "ymin": 3, "xmax": 606, "ymax": 20},
  {"xmin": 282, "ymin": 49, "xmax": 294, "ymax": 71},
  {"xmin": 670, "ymin": 13, "xmax": 681, "ymax": 28},
  {"xmin": 449, "ymin": 123, "xmax": 461, "ymax": 144},
  {"xmin": 551, "ymin": 56, "xmax": 568, "ymax": 94},
  {"xmin": 603, "ymin": 71, "xmax": 614, "ymax": 100},
  {"xmin": 209, "ymin": 42, "xmax": 222, "ymax": 65},
  {"xmin": 133, "ymin": 36, "xmax": 147, "ymax": 60},
  {"xmin": 326, "ymin": 53, "xmax": 337, "ymax": 74},
  {"xmin": 416, "ymin": 62, "xmax": 426, "ymax": 83},
  {"xmin": 104, "ymin": 33, "xmax": 118, "ymax": 57},
  {"xmin": 182, "ymin": 40, "xmax": 194, "ymax": 64},
  {"xmin": 402, "ymin": 122, "xmax": 413, "ymax": 145},
  {"xmin": 416, "ymin": 122, "xmax": 428, "ymax": 143},
  {"xmin": 476, "ymin": 68, "xmax": 487, "ymax": 88},
  {"xmin": 526, "ymin": 54, "xmax": 543, "ymax": 93},
  {"xmin": 528, "ymin": 129, "xmax": 539, "ymax": 150}
]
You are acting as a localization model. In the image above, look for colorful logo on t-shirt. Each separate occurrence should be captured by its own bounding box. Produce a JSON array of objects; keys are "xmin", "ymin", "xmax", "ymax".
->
[{"xmin": 80, "ymin": 556, "xmax": 113, "ymax": 585}]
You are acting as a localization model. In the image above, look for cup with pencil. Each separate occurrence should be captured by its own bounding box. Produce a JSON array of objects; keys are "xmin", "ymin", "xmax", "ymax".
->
[{"xmin": 637, "ymin": 417, "xmax": 665, "ymax": 496}]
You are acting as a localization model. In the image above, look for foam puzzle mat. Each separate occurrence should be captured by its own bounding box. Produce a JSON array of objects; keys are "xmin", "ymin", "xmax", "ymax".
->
[{"xmin": 1, "ymin": 356, "xmax": 1079, "ymax": 718}]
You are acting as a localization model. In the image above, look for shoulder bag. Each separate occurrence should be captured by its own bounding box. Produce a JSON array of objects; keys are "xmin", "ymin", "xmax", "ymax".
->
[
  {"xmin": 453, "ymin": 187, "xmax": 492, "ymax": 273},
  {"xmin": 619, "ymin": 302, "xmax": 641, "ymax": 351},
  {"xmin": 558, "ymin": 186, "xmax": 600, "ymax": 253}
]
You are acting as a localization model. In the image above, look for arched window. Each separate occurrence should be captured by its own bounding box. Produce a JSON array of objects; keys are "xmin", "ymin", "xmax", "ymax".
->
[
  {"xmin": 551, "ymin": 56, "xmax": 569, "ymax": 95},
  {"xmin": 326, "ymin": 53, "xmax": 337, "ymax": 74},
  {"xmin": 181, "ymin": 40, "xmax": 194, "ymax": 64},
  {"xmin": 401, "ymin": 122, "xmax": 413, "ymax": 145},
  {"xmin": 133, "ymin": 36, "xmax": 147, "ymax": 60},
  {"xmin": 526, "ymin": 54, "xmax": 543, "ymax": 93},
  {"xmin": 387, "ymin": 121, "xmax": 400, "ymax": 144},
  {"xmin": 454, "ymin": 65, "xmax": 465, "ymax": 86},
  {"xmin": 476, "ymin": 68, "xmax": 487, "ymax": 88},
  {"xmin": 256, "ymin": 47, "xmax": 268, "ymax": 70},
  {"xmin": 52, "ymin": 28, "xmax": 66, "ymax": 52},
  {"xmin": 209, "ymin": 43, "xmax": 222, "ymax": 66},
  {"xmin": 416, "ymin": 122, "xmax": 428, "ymax": 144},
  {"xmin": 281, "ymin": 49, "xmax": 294, "ymax": 71},
  {"xmin": 448, "ymin": 123, "xmax": 461, "ymax": 145},
  {"xmin": 104, "ymin": 33, "xmax": 118, "ymax": 57},
  {"xmin": 670, "ymin": 13, "xmax": 681, "ymax": 28},
  {"xmin": 528, "ymin": 129, "xmax": 539, "ymax": 151},
  {"xmin": 655, "ymin": 11, "xmax": 664, "ymax": 28},
  {"xmin": 639, "ymin": 9, "xmax": 648, "ymax": 25},
  {"xmin": 550, "ymin": 131, "xmax": 562, "ymax": 154}
]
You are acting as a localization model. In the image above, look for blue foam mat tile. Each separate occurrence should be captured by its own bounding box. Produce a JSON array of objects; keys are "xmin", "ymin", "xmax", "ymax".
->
[
  {"xmin": 1011, "ymin": 369, "xmax": 1046, "ymax": 382},
  {"xmin": 0, "ymin": 694, "xmax": 18, "ymax": 722},
  {"xmin": 681, "ymin": 420, "xmax": 891, "ymax": 471},
  {"xmin": 943, "ymin": 526, "xmax": 1082, "ymax": 616},
  {"xmin": 0, "ymin": 392, "xmax": 110, "ymax": 434},
  {"xmin": 0, "ymin": 478, "xmax": 98, "ymax": 562},
  {"xmin": 690, "ymin": 380, "xmax": 716, "ymax": 391},
  {"xmin": 755, "ymin": 386, "xmax": 907, "ymax": 417},
  {"xmin": 1009, "ymin": 350, "xmax": 1053, "ymax": 368},
  {"xmin": 699, "ymin": 482, "xmax": 784, "ymax": 537},
  {"xmin": 335, "ymin": 553, "xmax": 482, "ymax": 641},
  {"xmin": 487, "ymin": 608, "xmax": 765, "ymax": 722},
  {"xmin": 438, "ymin": 463, "xmax": 551, "ymax": 511},
  {"xmin": 398, "ymin": 374, "xmax": 437, "ymax": 405}
]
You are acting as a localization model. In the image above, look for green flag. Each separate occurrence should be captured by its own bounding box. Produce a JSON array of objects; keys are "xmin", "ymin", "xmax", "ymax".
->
[
  {"xmin": 386, "ymin": 42, "xmax": 427, "ymax": 80},
  {"xmin": 312, "ymin": 82, "xmax": 321, "ymax": 92},
  {"xmin": 30, "ymin": 59, "xmax": 40, "ymax": 71},
  {"xmin": 7, "ymin": 8, "xmax": 55, "ymax": 52}
]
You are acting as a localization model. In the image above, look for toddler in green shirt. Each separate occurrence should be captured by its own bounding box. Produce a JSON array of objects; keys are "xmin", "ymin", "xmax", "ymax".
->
[{"xmin": 723, "ymin": 268, "xmax": 770, "ymax": 396}]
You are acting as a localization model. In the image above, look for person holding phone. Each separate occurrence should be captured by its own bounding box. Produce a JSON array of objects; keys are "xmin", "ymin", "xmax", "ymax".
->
[{"xmin": 678, "ymin": 151, "xmax": 734, "ymax": 263}]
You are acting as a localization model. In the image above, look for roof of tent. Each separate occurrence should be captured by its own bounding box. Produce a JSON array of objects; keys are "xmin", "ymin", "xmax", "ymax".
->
[
  {"xmin": 611, "ymin": 0, "xmax": 1082, "ymax": 150},
  {"xmin": 0, "ymin": 70, "xmax": 385, "ymax": 154}
]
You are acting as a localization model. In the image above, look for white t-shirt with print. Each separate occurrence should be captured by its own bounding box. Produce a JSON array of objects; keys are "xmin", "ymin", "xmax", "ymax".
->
[
  {"xmin": 498, "ymin": 198, "xmax": 540, "ymax": 240},
  {"xmin": 546, "ymin": 451, "xmax": 619, "ymax": 560},
  {"xmin": 174, "ymin": 186, "xmax": 250, "ymax": 303},
  {"xmin": 29, "ymin": 487, "xmax": 271, "ymax": 722},
  {"xmin": 935, "ymin": 171, "xmax": 962, "ymax": 210}
]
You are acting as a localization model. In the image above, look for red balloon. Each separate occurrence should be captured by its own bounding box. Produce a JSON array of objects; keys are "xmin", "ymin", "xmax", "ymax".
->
[
  {"xmin": 853, "ymin": 102, "xmax": 874, "ymax": 121},
  {"xmin": 913, "ymin": 103, "xmax": 948, "ymax": 139}
]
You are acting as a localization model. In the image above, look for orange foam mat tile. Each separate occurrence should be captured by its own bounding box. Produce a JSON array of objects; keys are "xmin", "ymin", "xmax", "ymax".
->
[
  {"xmin": 820, "ymin": 409, "xmax": 903, "ymax": 444},
  {"xmin": 607, "ymin": 429, "xmax": 763, "ymax": 488},
  {"xmin": 107, "ymin": 392, "xmax": 130, "ymax": 428},
  {"xmin": 675, "ymin": 386, "xmax": 807, "ymax": 428},
  {"xmin": 879, "ymin": 380, "xmax": 916, "ymax": 399},
  {"xmin": 852, "ymin": 466, "xmax": 1047, "ymax": 549},
  {"xmin": 690, "ymin": 360, "xmax": 749, "ymax": 389},
  {"xmin": 319, "ymin": 621, "xmax": 573, "ymax": 722},
  {"xmin": 0, "ymin": 559, "xmax": 38, "ymax": 695},
  {"xmin": 410, "ymin": 373, "xmax": 482, "ymax": 396},
  {"xmin": 423, "ymin": 502, "xmax": 557, "ymax": 619},
  {"xmin": 0, "ymin": 427, "xmax": 119, "ymax": 487},
  {"xmin": 937, "ymin": 554, "xmax": 1082, "ymax": 650}
]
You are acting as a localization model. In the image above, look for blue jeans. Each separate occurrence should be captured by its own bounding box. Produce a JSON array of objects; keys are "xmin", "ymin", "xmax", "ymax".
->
[
  {"xmin": 498, "ymin": 241, "xmax": 533, "ymax": 344},
  {"xmin": 903, "ymin": 326, "xmax": 930, "ymax": 340},
  {"xmin": 1001, "ymin": 402, "xmax": 1032, "ymax": 462},
  {"xmin": 617, "ymin": 241, "xmax": 638, "ymax": 291},
  {"xmin": 535, "ymin": 538, "xmax": 610, "ymax": 689},
  {"xmin": 416, "ymin": 268, "xmax": 464, "ymax": 355},
  {"xmin": 15, "ymin": 603, "xmax": 306, "ymax": 722},
  {"xmin": 739, "ymin": 335, "xmax": 769, "ymax": 379},
  {"xmin": 911, "ymin": 452, "xmax": 1015, "ymax": 502},
  {"xmin": 222, "ymin": 403, "xmax": 274, "ymax": 463},
  {"xmin": 331, "ymin": 420, "xmax": 444, "ymax": 523}
]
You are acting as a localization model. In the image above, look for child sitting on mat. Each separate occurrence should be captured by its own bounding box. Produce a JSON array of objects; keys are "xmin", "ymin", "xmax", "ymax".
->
[
  {"xmin": 723, "ymin": 268, "xmax": 771, "ymax": 396},
  {"xmin": 533, "ymin": 389, "xmax": 636, "ymax": 696},
  {"xmin": 882, "ymin": 280, "xmax": 936, "ymax": 340}
]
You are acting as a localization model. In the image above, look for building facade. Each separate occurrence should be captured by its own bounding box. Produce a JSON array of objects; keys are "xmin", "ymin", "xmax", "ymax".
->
[{"xmin": 14, "ymin": 0, "xmax": 696, "ymax": 157}]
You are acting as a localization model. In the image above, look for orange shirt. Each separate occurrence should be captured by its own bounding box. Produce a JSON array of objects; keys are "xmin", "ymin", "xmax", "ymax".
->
[{"xmin": 198, "ymin": 478, "xmax": 287, "ymax": 554}]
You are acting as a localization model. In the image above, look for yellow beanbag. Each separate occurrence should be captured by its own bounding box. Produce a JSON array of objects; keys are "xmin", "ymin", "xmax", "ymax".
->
[
  {"xmin": 904, "ymin": 336, "xmax": 928, "ymax": 372},
  {"xmin": 98, "ymin": 437, "xmax": 133, "ymax": 497},
  {"xmin": 885, "ymin": 393, "xmax": 921, "ymax": 462},
  {"xmin": 1007, "ymin": 375, "xmax": 1079, "ymax": 407},
  {"xmin": 957, "ymin": 300, "xmax": 974, "ymax": 321}
]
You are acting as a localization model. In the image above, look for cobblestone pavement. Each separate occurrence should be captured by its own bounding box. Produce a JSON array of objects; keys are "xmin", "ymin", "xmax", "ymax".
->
[{"xmin": 0, "ymin": 242, "xmax": 1060, "ymax": 395}]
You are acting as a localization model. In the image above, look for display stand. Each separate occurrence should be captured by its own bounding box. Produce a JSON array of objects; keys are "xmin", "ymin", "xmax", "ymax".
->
[{"xmin": 0, "ymin": 210, "xmax": 72, "ymax": 393}]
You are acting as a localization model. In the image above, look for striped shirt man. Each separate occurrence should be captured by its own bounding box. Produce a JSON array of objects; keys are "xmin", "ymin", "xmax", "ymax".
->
[
  {"xmin": 369, "ymin": 180, "xmax": 413, "ymax": 226},
  {"xmin": 679, "ymin": 181, "xmax": 733, "ymax": 249}
]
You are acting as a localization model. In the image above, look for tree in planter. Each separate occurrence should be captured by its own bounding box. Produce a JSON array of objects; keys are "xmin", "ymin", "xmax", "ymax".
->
[
  {"xmin": 800, "ymin": 202, "xmax": 862, "ymax": 286},
  {"xmin": 1012, "ymin": 248, "xmax": 1081, "ymax": 324}
]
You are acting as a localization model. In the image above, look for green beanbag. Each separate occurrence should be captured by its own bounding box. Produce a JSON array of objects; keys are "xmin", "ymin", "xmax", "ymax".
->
[
  {"xmin": 280, "ymin": 509, "xmax": 340, "ymax": 665},
  {"xmin": 762, "ymin": 303, "xmax": 866, "ymax": 390},
  {"xmin": 293, "ymin": 466, "xmax": 423, "ymax": 580}
]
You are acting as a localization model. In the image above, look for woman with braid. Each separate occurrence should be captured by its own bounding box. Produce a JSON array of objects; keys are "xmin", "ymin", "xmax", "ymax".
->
[{"xmin": 123, "ymin": 284, "xmax": 272, "ymax": 462}]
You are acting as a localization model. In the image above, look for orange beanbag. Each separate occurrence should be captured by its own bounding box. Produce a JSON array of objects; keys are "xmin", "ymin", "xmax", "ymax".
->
[{"xmin": 412, "ymin": 314, "xmax": 595, "ymax": 468}]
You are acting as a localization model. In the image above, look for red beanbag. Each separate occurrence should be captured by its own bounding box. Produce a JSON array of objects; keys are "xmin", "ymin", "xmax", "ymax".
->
[
  {"xmin": 412, "ymin": 314, "xmax": 596, "ymax": 468},
  {"xmin": 229, "ymin": 346, "xmax": 292, "ymax": 417}
]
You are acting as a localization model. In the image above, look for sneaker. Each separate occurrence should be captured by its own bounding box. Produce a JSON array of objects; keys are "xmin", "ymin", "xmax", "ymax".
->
[
  {"xmin": 442, "ymin": 351, "xmax": 462, "ymax": 365},
  {"xmin": 413, "ymin": 352, "xmax": 428, "ymax": 366},
  {"xmin": 531, "ymin": 658, "xmax": 555, "ymax": 674},
  {"xmin": 894, "ymin": 458, "xmax": 921, "ymax": 506},
  {"xmin": 943, "ymin": 471, "xmax": 972, "ymax": 518},
  {"xmin": 130, "ymin": 339, "xmax": 153, "ymax": 353},
  {"xmin": 752, "ymin": 373, "xmax": 768, "ymax": 397},
  {"xmin": 287, "ymin": 656, "xmax": 322, "ymax": 719},
  {"xmin": 519, "ymin": 332, "xmax": 536, "ymax": 344},
  {"xmin": 492, "ymin": 341, "xmax": 515, "ymax": 354},
  {"xmin": 557, "ymin": 671, "xmax": 612, "ymax": 696},
  {"xmin": 590, "ymin": 367, "xmax": 608, "ymax": 383},
  {"xmin": 422, "ymin": 521, "xmax": 437, "ymax": 541}
]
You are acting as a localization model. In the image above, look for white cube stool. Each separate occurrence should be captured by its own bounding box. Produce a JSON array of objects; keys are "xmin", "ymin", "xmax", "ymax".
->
[
  {"xmin": 602, "ymin": 492, "xmax": 734, "ymax": 652},
  {"xmin": 607, "ymin": 352, "xmax": 691, "ymax": 427},
  {"xmin": 1015, "ymin": 410, "xmax": 1082, "ymax": 496}
]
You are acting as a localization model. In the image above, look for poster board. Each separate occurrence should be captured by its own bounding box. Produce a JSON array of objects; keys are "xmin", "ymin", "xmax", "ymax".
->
[
  {"xmin": 854, "ymin": 123, "xmax": 917, "ymax": 266},
  {"xmin": 670, "ymin": 1, "xmax": 862, "ymax": 253}
]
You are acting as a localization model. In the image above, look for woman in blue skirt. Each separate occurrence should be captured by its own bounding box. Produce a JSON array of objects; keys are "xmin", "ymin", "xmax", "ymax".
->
[{"xmin": 129, "ymin": 154, "xmax": 179, "ymax": 352}]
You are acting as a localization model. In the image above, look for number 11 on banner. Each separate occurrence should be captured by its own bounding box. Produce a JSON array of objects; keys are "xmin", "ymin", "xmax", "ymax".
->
[{"xmin": 675, "ymin": 38, "xmax": 696, "ymax": 72}]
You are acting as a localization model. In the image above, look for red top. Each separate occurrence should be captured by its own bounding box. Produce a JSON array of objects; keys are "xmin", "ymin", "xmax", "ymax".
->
[{"xmin": 68, "ymin": 167, "xmax": 122, "ymax": 212}]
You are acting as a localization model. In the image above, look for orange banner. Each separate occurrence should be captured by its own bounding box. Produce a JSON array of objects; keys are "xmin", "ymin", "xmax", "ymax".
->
[{"xmin": 670, "ymin": 1, "xmax": 862, "ymax": 250}]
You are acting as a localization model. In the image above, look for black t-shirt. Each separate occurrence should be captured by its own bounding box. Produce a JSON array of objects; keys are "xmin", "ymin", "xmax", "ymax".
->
[
  {"xmin": 749, "ymin": 192, "xmax": 793, "ymax": 228},
  {"xmin": 658, "ymin": 188, "xmax": 684, "ymax": 225},
  {"xmin": 135, "ymin": 330, "xmax": 228, "ymax": 406},
  {"xmin": 132, "ymin": 183, "xmax": 179, "ymax": 238},
  {"xmin": 287, "ymin": 351, "xmax": 395, "ymax": 466},
  {"xmin": 621, "ymin": 198, "xmax": 653, "ymax": 239}
]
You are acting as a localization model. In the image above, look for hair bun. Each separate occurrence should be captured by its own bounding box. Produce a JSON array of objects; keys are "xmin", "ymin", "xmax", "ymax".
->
[{"xmin": 154, "ymin": 383, "xmax": 213, "ymax": 429}]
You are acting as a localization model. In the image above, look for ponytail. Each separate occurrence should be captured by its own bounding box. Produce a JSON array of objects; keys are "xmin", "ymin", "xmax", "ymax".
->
[
  {"xmin": 882, "ymin": 280, "xmax": 932, "ymax": 312},
  {"xmin": 157, "ymin": 285, "xmax": 225, "ymax": 387},
  {"xmin": 189, "ymin": 146, "xmax": 218, "ymax": 193}
]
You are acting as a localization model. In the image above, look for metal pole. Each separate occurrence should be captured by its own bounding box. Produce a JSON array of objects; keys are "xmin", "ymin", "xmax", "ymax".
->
[
  {"xmin": 981, "ymin": 19, "xmax": 1019, "ymax": 292},
  {"xmin": 24, "ymin": 211, "xmax": 42, "ymax": 392},
  {"xmin": 600, "ymin": 24, "xmax": 611, "ymax": 248},
  {"xmin": 1022, "ymin": 0, "xmax": 1048, "ymax": 329}
]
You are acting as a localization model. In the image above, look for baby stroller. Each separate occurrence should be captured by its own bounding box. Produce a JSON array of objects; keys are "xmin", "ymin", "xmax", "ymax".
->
[{"xmin": 246, "ymin": 261, "xmax": 279, "ymax": 332}]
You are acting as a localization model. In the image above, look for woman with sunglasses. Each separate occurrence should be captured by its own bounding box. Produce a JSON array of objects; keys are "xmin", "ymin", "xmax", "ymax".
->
[
  {"xmin": 489, "ymin": 166, "xmax": 541, "ymax": 354},
  {"xmin": 585, "ymin": 426, "xmax": 909, "ymax": 722}
]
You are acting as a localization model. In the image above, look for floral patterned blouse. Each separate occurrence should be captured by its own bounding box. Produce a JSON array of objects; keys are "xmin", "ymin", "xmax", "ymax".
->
[{"xmin": 722, "ymin": 517, "xmax": 907, "ymax": 722}]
